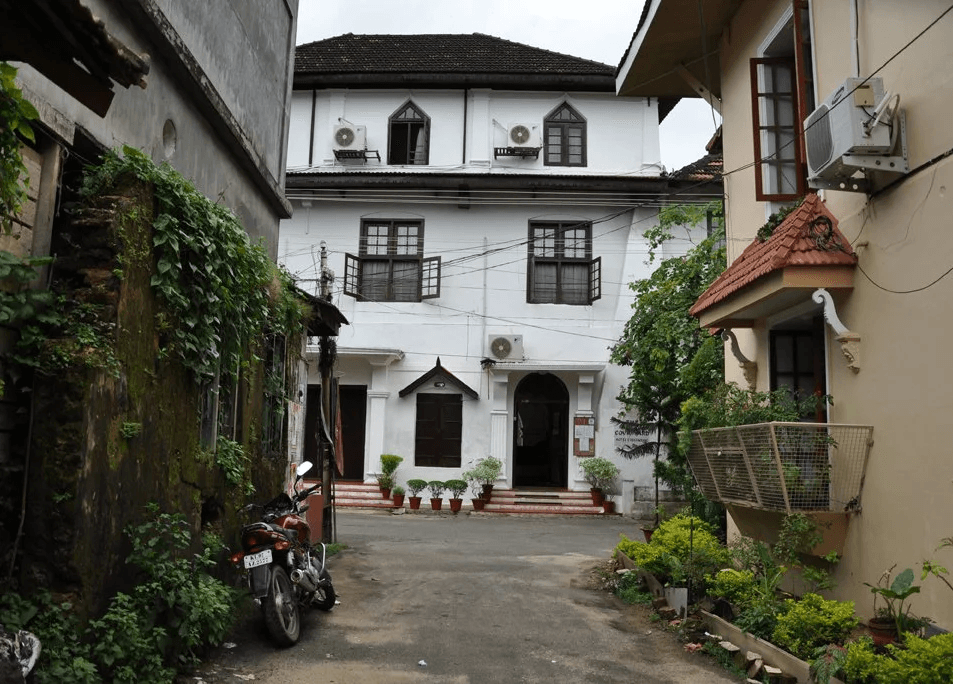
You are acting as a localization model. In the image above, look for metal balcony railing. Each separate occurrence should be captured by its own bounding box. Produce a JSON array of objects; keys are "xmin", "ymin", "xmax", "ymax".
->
[{"xmin": 687, "ymin": 422, "xmax": 874, "ymax": 513}]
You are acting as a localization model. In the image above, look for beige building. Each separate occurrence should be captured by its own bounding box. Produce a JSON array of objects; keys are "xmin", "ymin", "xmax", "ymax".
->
[{"xmin": 618, "ymin": 0, "xmax": 953, "ymax": 630}]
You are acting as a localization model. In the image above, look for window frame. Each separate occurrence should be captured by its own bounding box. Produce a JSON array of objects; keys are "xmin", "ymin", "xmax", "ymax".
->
[
  {"xmin": 526, "ymin": 220, "xmax": 601, "ymax": 305},
  {"xmin": 769, "ymin": 316, "xmax": 827, "ymax": 422},
  {"xmin": 343, "ymin": 219, "xmax": 440, "ymax": 302},
  {"xmin": 543, "ymin": 102, "xmax": 587, "ymax": 167},
  {"xmin": 387, "ymin": 100, "xmax": 430, "ymax": 165},
  {"xmin": 750, "ymin": 0, "xmax": 814, "ymax": 202},
  {"xmin": 413, "ymin": 393, "xmax": 463, "ymax": 468}
]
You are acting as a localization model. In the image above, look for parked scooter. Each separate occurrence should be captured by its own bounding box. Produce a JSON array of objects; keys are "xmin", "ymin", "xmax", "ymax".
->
[{"xmin": 230, "ymin": 461, "xmax": 335, "ymax": 646}]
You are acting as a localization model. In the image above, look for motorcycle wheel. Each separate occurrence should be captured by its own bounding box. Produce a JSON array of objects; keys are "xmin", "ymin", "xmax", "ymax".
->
[
  {"xmin": 312, "ymin": 569, "xmax": 336, "ymax": 611},
  {"xmin": 262, "ymin": 565, "xmax": 300, "ymax": 646}
]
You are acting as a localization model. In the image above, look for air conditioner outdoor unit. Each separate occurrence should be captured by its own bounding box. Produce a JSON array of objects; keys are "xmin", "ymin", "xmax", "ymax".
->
[
  {"xmin": 507, "ymin": 123, "xmax": 539, "ymax": 148},
  {"xmin": 804, "ymin": 77, "xmax": 907, "ymax": 191},
  {"xmin": 332, "ymin": 124, "xmax": 367, "ymax": 150},
  {"xmin": 488, "ymin": 335, "xmax": 524, "ymax": 360}
]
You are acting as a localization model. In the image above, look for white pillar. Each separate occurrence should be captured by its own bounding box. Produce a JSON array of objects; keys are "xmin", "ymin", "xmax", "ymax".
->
[
  {"xmin": 489, "ymin": 371, "xmax": 510, "ymax": 484},
  {"xmin": 365, "ymin": 390, "xmax": 389, "ymax": 481}
]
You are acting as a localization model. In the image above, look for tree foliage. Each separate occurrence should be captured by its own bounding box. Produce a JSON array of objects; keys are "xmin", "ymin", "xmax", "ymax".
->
[{"xmin": 610, "ymin": 202, "xmax": 726, "ymax": 496}]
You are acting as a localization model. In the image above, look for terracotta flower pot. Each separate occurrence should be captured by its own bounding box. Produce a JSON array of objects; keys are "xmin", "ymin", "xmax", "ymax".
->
[
  {"xmin": 380, "ymin": 488, "xmax": 391, "ymax": 500},
  {"xmin": 602, "ymin": 500, "xmax": 616, "ymax": 515},
  {"xmin": 471, "ymin": 497, "xmax": 486, "ymax": 511},
  {"xmin": 449, "ymin": 498, "xmax": 463, "ymax": 512},
  {"xmin": 868, "ymin": 617, "xmax": 898, "ymax": 647},
  {"xmin": 481, "ymin": 484, "xmax": 494, "ymax": 500},
  {"xmin": 392, "ymin": 493, "xmax": 405, "ymax": 508},
  {"xmin": 641, "ymin": 527, "xmax": 655, "ymax": 543},
  {"xmin": 590, "ymin": 488, "xmax": 604, "ymax": 506},
  {"xmin": 430, "ymin": 498, "xmax": 443, "ymax": 511},
  {"xmin": 409, "ymin": 496, "xmax": 422, "ymax": 510}
]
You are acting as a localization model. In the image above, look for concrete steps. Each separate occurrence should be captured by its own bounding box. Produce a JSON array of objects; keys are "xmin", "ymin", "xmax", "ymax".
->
[{"xmin": 332, "ymin": 482, "xmax": 613, "ymax": 515}]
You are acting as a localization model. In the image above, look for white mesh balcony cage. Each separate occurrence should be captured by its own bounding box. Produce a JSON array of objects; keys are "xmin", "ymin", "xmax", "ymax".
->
[{"xmin": 687, "ymin": 423, "xmax": 874, "ymax": 513}]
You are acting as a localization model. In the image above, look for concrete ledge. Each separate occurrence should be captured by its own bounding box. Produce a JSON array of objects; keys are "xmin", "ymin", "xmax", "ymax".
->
[{"xmin": 701, "ymin": 611, "xmax": 844, "ymax": 684}]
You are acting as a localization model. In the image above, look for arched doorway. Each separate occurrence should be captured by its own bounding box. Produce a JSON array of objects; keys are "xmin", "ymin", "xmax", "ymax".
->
[{"xmin": 513, "ymin": 373, "xmax": 568, "ymax": 488}]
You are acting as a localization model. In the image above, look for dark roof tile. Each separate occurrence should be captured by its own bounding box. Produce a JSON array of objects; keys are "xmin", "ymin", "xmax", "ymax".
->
[{"xmin": 295, "ymin": 33, "xmax": 614, "ymax": 76}]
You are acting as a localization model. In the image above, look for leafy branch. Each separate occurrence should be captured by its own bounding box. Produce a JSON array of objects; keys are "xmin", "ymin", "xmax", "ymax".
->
[{"xmin": 0, "ymin": 61, "xmax": 38, "ymax": 233}]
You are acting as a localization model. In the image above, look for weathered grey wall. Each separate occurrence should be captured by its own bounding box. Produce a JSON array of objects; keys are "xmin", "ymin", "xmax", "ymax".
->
[{"xmin": 16, "ymin": 0, "xmax": 298, "ymax": 256}]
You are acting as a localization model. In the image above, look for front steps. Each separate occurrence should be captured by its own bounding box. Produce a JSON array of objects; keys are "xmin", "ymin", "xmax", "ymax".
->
[{"xmin": 332, "ymin": 482, "xmax": 612, "ymax": 515}]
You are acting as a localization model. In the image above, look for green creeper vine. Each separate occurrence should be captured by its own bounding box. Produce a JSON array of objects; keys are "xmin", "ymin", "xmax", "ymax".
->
[
  {"xmin": 0, "ymin": 61, "xmax": 38, "ymax": 232},
  {"xmin": 756, "ymin": 197, "xmax": 805, "ymax": 242},
  {"xmin": 79, "ymin": 146, "xmax": 308, "ymax": 382}
]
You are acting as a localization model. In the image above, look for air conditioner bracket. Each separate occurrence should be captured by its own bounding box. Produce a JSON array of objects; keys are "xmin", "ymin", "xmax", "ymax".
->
[
  {"xmin": 334, "ymin": 149, "xmax": 381, "ymax": 163},
  {"xmin": 494, "ymin": 146, "xmax": 541, "ymax": 159}
]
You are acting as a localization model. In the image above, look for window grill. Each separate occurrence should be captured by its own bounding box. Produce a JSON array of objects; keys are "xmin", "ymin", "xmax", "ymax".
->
[{"xmin": 687, "ymin": 422, "xmax": 873, "ymax": 513}]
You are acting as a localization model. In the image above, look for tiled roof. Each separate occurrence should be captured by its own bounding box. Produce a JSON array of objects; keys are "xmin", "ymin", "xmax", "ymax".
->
[
  {"xmin": 669, "ymin": 153, "xmax": 722, "ymax": 182},
  {"xmin": 295, "ymin": 33, "xmax": 614, "ymax": 76},
  {"xmin": 690, "ymin": 193, "xmax": 857, "ymax": 317}
]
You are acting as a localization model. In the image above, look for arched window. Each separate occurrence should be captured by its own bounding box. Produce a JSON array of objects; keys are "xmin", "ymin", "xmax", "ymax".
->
[
  {"xmin": 388, "ymin": 101, "xmax": 430, "ymax": 165},
  {"xmin": 544, "ymin": 103, "xmax": 586, "ymax": 167}
]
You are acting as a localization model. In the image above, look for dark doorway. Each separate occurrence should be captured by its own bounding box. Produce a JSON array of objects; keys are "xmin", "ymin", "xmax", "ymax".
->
[
  {"xmin": 513, "ymin": 373, "xmax": 568, "ymax": 488},
  {"xmin": 339, "ymin": 385, "xmax": 367, "ymax": 481}
]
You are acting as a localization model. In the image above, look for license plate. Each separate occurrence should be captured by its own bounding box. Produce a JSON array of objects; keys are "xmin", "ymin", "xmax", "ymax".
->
[{"xmin": 243, "ymin": 549, "xmax": 272, "ymax": 569}]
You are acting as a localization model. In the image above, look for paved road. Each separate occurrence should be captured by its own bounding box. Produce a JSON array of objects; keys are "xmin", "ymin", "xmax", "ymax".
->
[{"xmin": 192, "ymin": 510, "xmax": 737, "ymax": 684}]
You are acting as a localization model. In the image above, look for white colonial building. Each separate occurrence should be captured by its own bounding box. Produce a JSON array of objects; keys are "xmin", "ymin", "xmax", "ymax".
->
[{"xmin": 279, "ymin": 34, "xmax": 718, "ymax": 510}]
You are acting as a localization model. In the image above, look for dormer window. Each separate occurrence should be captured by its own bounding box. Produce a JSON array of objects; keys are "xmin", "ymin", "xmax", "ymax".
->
[
  {"xmin": 388, "ymin": 101, "xmax": 430, "ymax": 165},
  {"xmin": 544, "ymin": 103, "xmax": 586, "ymax": 167}
]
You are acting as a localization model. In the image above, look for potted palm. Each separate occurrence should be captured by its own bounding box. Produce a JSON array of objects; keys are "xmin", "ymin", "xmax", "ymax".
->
[
  {"xmin": 391, "ymin": 485, "xmax": 405, "ymax": 508},
  {"xmin": 406, "ymin": 479, "xmax": 428, "ymax": 510},
  {"xmin": 580, "ymin": 456, "xmax": 619, "ymax": 507},
  {"xmin": 427, "ymin": 480, "xmax": 446, "ymax": 511},
  {"xmin": 445, "ymin": 479, "xmax": 467, "ymax": 513}
]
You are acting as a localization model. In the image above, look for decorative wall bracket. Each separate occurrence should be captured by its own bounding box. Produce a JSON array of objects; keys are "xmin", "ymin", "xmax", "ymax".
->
[
  {"xmin": 721, "ymin": 330, "xmax": 757, "ymax": 390},
  {"xmin": 813, "ymin": 288, "xmax": 861, "ymax": 373}
]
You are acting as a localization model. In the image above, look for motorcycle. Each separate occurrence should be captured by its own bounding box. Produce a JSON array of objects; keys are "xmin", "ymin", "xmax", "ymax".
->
[{"xmin": 230, "ymin": 460, "xmax": 336, "ymax": 646}]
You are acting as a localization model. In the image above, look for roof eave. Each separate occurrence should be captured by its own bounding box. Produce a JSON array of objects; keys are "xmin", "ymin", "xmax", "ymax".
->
[
  {"xmin": 294, "ymin": 72, "xmax": 617, "ymax": 92},
  {"xmin": 615, "ymin": 0, "xmax": 739, "ymax": 99}
]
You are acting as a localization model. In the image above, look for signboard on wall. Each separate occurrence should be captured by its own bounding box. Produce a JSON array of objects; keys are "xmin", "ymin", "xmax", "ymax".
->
[
  {"xmin": 573, "ymin": 416, "xmax": 595, "ymax": 457},
  {"xmin": 614, "ymin": 424, "xmax": 650, "ymax": 457}
]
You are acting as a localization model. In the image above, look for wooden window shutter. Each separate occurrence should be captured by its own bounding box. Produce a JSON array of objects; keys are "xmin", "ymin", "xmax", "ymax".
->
[
  {"xmin": 750, "ymin": 56, "xmax": 805, "ymax": 202},
  {"xmin": 343, "ymin": 253, "xmax": 361, "ymax": 299},
  {"xmin": 421, "ymin": 256, "xmax": 441, "ymax": 299},
  {"xmin": 589, "ymin": 256, "xmax": 602, "ymax": 303}
]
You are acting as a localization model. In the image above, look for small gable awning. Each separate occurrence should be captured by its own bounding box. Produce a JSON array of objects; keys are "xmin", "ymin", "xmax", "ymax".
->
[
  {"xmin": 398, "ymin": 358, "xmax": 478, "ymax": 399},
  {"xmin": 691, "ymin": 193, "xmax": 857, "ymax": 329}
]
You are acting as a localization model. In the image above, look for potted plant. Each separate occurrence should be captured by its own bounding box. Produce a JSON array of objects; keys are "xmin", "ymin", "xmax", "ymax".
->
[
  {"xmin": 427, "ymin": 480, "xmax": 446, "ymax": 511},
  {"xmin": 391, "ymin": 485, "xmax": 405, "ymax": 508},
  {"xmin": 469, "ymin": 456, "xmax": 503, "ymax": 499},
  {"xmin": 406, "ymin": 479, "xmax": 428, "ymax": 510},
  {"xmin": 376, "ymin": 473, "xmax": 394, "ymax": 499},
  {"xmin": 580, "ymin": 456, "xmax": 619, "ymax": 506},
  {"xmin": 445, "ymin": 479, "xmax": 467, "ymax": 513},
  {"xmin": 377, "ymin": 454, "xmax": 403, "ymax": 498},
  {"xmin": 465, "ymin": 476, "xmax": 487, "ymax": 511},
  {"xmin": 864, "ymin": 565, "xmax": 926, "ymax": 645}
]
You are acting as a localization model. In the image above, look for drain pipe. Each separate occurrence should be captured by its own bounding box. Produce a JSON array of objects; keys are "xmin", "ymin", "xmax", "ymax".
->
[{"xmin": 850, "ymin": 0, "xmax": 860, "ymax": 78}]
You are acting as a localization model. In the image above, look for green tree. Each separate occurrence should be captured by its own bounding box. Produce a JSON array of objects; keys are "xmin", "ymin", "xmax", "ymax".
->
[{"xmin": 610, "ymin": 203, "xmax": 726, "ymax": 522}]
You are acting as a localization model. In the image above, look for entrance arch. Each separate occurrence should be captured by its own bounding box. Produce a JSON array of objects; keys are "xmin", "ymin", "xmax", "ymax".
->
[{"xmin": 512, "ymin": 373, "xmax": 568, "ymax": 488}]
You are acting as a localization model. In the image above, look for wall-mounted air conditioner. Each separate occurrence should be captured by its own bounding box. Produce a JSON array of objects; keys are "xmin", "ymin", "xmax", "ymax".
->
[
  {"xmin": 804, "ymin": 77, "xmax": 908, "ymax": 192},
  {"xmin": 507, "ymin": 123, "xmax": 540, "ymax": 148},
  {"xmin": 488, "ymin": 334, "xmax": 524, "ymax": 360},
  {"xmin": 332, "ymin": 123, "xmax": 367, "ymax": 150}
]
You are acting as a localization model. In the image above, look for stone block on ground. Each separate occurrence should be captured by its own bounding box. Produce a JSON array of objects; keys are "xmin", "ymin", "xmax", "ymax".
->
[
  {"xmin": 658, "ymin": 606, "xmax": 679, "ymax": 621},
  {"xmin": 652, "ymin": 597, "xmax": 668, "ymax": 610}
]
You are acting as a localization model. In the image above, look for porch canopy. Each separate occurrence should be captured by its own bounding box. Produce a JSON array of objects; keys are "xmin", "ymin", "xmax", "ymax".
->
[{"xmin": 690, "ymin": 193, "xmax": 857, "ymax": 329}]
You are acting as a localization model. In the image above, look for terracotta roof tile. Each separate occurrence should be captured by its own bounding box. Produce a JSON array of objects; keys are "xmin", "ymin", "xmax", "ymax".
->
[
  {"xmin": 669, "ymin": 153, "xmax": 722, "ymax": 182},
  {"xmin": 295, "ymin": 33, "xmax": 614, "ymax": 76},
  {"xmin": 690, "ymin": 193, "xmax": 857, "ymax": 317}
]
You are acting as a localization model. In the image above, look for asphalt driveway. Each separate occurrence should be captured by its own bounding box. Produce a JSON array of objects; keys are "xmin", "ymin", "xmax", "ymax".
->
[{"xmin": 190, "ymin": 510, "xmax": 737, "ymax": 683}]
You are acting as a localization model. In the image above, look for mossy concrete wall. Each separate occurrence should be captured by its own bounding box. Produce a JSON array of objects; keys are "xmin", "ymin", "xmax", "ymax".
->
[{"xmin": 22, "ymin": 179, "xmax": 284, "ymax": 617}]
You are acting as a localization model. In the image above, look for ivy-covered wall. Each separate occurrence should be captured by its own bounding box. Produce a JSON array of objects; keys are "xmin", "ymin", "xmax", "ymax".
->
[{"xmin": 19, "ymin": 166, "xmax": 295, "ymax": 618}]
